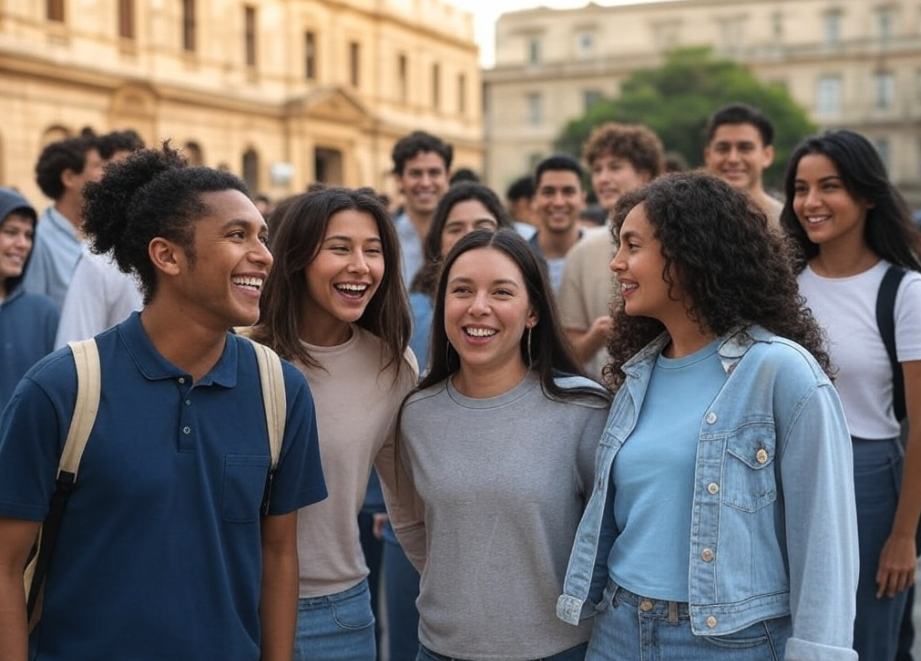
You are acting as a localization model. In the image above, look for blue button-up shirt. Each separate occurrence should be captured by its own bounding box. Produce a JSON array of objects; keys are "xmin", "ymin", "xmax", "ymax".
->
[
  {"xmin": 22, "ymin": 206, "xmax": 83, "ymax": 309},
  {"xmin": 558, "ymin": 325, "xmax": 859, "ymax": 660}
]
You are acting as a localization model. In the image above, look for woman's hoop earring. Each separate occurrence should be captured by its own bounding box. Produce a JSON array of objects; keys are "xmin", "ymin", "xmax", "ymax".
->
[{"xmin": 527, "ymin": 326, "xmax": 533, "ymax": 369}]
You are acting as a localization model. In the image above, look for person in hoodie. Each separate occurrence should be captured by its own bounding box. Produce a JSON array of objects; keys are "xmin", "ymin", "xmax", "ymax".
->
[{"xmin": 0, "ymin": 187, "xmax": 58, "ymax": 410}]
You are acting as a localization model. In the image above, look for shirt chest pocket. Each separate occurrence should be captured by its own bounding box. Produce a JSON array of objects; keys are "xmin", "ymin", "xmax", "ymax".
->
[
  {"xmin": 721, "ymin": 425, "xmax": 777, "ymax": 513},
  {"xmin": 222, "ymin": 454, "xmax": 270, "ymax": 523}
]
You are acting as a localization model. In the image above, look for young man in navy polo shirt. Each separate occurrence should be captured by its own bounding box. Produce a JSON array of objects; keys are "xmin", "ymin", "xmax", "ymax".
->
[{"xmin": 0, "ymin": 145, "xmax": 327, "ymax": 660}]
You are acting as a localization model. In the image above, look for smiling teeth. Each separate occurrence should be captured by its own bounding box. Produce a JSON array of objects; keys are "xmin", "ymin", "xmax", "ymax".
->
[
  {"xmin": 465, "ymin": 327, "xmax": 497, "ymax": 337},
  {"xmin": 336, "ymin": 283, "xmax": 368, "ymax": 292},
  {"xmin": 232, "ymin": 276, "xmax": 263, "ymax": 290}
]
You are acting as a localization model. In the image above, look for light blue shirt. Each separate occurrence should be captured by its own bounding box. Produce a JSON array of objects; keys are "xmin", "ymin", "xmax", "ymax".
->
[
  {"xmin": 394, "ymin": 212, "xmax": 424, "ymax": 289},
  {"xmin": 558, "ymin": 326, "xmax": 859, "ymax": 660},
  {"xmin": 607, "ymin": 338, "xmax": 724, "ymax": 601},
  {"xmin": 22, "ymin": 206, "xmax": 83, "ymax": 309}
]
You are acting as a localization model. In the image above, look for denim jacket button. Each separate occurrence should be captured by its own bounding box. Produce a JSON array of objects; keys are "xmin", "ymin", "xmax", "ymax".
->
[
  {"xmin": 707, "ymin": 482, "xmax": 719, "ymax": 495},
  {"xmin": 705, "ymin": 412, "xmax": 717, "ymax": 424},
  {"xmin": 701, "ymin": 548, "xmax": 714, "ymax": 562},
  {"xmin": 756, "ymin": 448, "xmax": 769, "ymax": 464},
  {"xmin": 706, "ymin": 615, "xmax": 717, "ymax": 628}
]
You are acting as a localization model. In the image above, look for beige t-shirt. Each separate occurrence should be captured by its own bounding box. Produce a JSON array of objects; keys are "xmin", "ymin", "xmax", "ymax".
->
[
  {"xmin": 558, "ymin": 226, "xmax": 619, "ymax": 380},
  {"xmin": 294, "ymin": 326, "xmax": 417, "ymax": 597}
]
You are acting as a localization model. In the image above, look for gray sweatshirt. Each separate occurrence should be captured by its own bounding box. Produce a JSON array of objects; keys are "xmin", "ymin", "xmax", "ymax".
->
[{"xmin": 391, "ymin": 372, "xmax": 608, "ymax": 661}]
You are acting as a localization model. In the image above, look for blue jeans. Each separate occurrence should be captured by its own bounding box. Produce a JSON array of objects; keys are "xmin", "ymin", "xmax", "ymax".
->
[
  {"xmin": 384, "ymin": 536, "xmax": 420, "ymax": 661},
  {"xmin": 853, "ymin": 438, "xmax": 910, "ymax": 661},
  {"xmin": 586, "ymin": 584, "xmax": 790, "ymax": 660},
  {"xmin": 294, "ymin": 579, "xmax": 376, "ymax": 661},
  {"xmin": 417, "ymin": 642, "xmax": 587, "ymax": 661}
]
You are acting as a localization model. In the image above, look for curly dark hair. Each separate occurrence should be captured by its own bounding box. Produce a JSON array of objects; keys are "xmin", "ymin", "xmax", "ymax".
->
[
  {"xmin": 581, "ymin": 123, "xmax": 665, "ymax": 179},
  {"xmin": 97, "ymin": 129, "xmax": 146, "ymax": 160},
  {"xmin": 603, "ymin": 171, "xmax": 832, "ymax": 390},
  {"xmin": 249, "ymin": 187, "xmax": 411, "ymax": 375},
  {"xmin": 81, "ymin": 142, "xmax": 248, "ymax": 304},
  {"xmin": 410, "ymin": 182, "xmax": 515, "ymax": 297},
  {"xmin": 391, "ymin": 131, "xmax": 453, "ymax": 175},
  {"xmin": 34, "ymin": 132, "xmax": 98, "ymax": 200},
  {"xmin": 780, "ymin": 129, "xmax": 921, "ymax": 273}
]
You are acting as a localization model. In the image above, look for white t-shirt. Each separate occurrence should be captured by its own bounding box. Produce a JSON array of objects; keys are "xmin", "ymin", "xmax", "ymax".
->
[{"xmin": 799, "ymin": 260, "xmax": 921, "ymax": 439}]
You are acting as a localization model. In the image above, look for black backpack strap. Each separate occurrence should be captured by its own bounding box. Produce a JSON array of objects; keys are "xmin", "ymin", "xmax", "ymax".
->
[{"xmin": 876, "ymin": 265, "xmax": 908, "ymax": 422}]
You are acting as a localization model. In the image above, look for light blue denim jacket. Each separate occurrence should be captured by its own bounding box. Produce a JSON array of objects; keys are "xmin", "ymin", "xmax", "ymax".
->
[{"xmin": 558, "ymin": 326, "xmax": 859, "ymax": 661}]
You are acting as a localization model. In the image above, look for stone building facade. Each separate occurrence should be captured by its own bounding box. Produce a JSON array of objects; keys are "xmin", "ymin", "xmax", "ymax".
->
[
  {"xmin": 484, "ymin": 0, "xmax": 921, "ymax": 206},
  {"xmin": 0, "ymin": 0, "xmax": 482, "ymax": 205}
]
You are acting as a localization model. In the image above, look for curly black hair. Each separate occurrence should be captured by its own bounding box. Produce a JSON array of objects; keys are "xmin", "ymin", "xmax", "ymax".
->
[
  {"xmin": 603, "ymin": 171, "xmax": 831, "ymax": 390},
  {"xmin": 391, "ymin": 131, "xmax": 453, "ymax": 175},
  {"xmin": 81, "ymin": 142, "xmax": 248, "ymax": 304},
  {"xmin": 34, "ymin": 132, "xmax": 97, "ymax": 200}
]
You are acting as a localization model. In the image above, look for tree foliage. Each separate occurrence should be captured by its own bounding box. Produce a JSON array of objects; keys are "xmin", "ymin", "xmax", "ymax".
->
[{"xmin": 554, "ymin": 47, "xmax": 816, "ymax": 188}]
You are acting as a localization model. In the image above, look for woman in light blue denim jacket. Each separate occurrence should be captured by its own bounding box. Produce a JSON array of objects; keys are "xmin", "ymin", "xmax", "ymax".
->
[{"xmin": 558, "ymin": 172, "xmax": 860, "ymax": 660}]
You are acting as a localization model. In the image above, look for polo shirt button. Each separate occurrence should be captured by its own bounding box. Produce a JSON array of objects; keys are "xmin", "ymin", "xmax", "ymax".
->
[
  {"xmin": 756, "ymin": 449, "xmax": 769, "ymax": 464},
  {"xmin": 640, "ymin": 599, "xmax": 653, "ymax": 612},
  {"xmin": 183, "ymin": 426, "xmax": 191, "ymax": 434},
  {"xmin": 185, "ymin": 399, "xmax": 191, "ymax": 405},
  {"xmin": 701, "ymin": 548, "xmax": 714, "ymax": 562},
  {"xmin": 707, "ymin": 482, "xmax": 719, "ymax": 495},
  {"xmin": 178, "ymin": 377, "xmax": 186, "ymax": 384},
  {"xmin": 705, "ymin": 412, "xmax": 717, "ymax": 424},
  {"xmin": 706, "ymin": 615, "xmax": 717, "ymax": 628}
]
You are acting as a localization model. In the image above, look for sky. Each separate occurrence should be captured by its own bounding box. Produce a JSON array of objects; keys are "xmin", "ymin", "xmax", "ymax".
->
[{"xmin": 453, "ymin": 0, "xmax": 670, "ymax": 67}]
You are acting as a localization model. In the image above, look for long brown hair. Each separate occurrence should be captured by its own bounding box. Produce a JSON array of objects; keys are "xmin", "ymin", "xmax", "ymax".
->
[{"xmin": 250, "ymin": 187, "xmax": 411, "ymax": 373}]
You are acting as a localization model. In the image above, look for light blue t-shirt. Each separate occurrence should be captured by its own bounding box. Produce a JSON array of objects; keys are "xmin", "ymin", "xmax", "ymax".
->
[
  {"xmin": 607, "ymin": 337, "xmax": 725, "ymax": 601},
  {"xmin": 22, "ymin": 206, "xmax": 83, "ymax": 309}
]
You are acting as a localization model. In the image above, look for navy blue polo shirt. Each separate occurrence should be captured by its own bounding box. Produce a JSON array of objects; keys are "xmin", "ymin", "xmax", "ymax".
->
[{"xmin": 0, "ymin": 312, "xmax": 327, "ymax": 660}]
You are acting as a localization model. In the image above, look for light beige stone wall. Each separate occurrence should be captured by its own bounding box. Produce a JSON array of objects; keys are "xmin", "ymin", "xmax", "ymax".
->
[
  {"xmin": 485, "ymin": 0, "xmax": 921, "ymax": 207},
  {"xmin": 0, "ymin": 0, "xmax": 482, "ymax": 207}
]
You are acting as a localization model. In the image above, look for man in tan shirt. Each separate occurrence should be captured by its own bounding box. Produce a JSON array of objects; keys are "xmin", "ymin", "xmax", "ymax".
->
[
  {"xmin": 703, "ymin": 103, "xmax": 784, "ymax": 227},
  {"xmin": 558, "ymin": 123, "xmax": 665, "ymax": 380}
]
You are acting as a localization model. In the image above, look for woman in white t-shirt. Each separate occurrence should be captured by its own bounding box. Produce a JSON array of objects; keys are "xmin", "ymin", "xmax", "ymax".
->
[
  {"xmin": 250, "ymin": 187, "xmax": 417, "ymax": 661},
  {"xmin": 782, "ymin": 129, "xmax": 921, "ymax": 661}
]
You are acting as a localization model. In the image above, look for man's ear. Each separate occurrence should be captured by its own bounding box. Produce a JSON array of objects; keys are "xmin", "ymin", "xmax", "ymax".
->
[
  {"xmin": 149, "ymin": 237, "xmax": 183, "ymax": 277},
  {"xmin": 60, "ymin": 168, "xmax": 79, "ymax": 192},
  {"xmin": 762, "ymin": 144, "xmax": 775, "ymax": 168}
]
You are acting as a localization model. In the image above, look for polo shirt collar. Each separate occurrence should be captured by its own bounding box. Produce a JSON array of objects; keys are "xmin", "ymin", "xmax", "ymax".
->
[{"xmin": 117, "ymin": 311, "xmax": 239, "ymax": 387}]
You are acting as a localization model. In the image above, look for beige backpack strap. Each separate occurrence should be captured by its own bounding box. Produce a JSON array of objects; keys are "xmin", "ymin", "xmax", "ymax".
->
[
  {"xmin": 247, "ymin": 339, "xmax": 286, "ymax": 470},
  {"xmin": 62, "ymin": 339, "xmax": 101, "ymax": 478}
]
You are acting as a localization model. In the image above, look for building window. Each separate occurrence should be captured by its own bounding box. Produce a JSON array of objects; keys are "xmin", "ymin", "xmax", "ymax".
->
[
  {"xmin": 824, "ymin": 11, "xmax": 841, "ymax": 46},
  {"xmin": 877, "ymin": 8, "xmax": 894, "ymax": 43},
  {"xmin": 349, "ymin": 41, "xmax": 360, "ymax": 87},
  {"xmin": 242, "ymin": 149, "xmax": 259, "ymax": 193},
  {"xmin": 816, "ymin": 75, "xmax": 842, "ymax": 115},
  {"xmin": 118, "ymin": 0, "xmax": 135, "ymax": 39},
  {"xmin": 576, "ymin": 32, "xmax": 594, "ymax": 57},
  {"xmin": 527, "ymin": 37, "xmax": 542, "ymax": 65},
  {"xmin": 583, "ymin": 89, "xmax": 602, "ymax": 112},
  {"xmin": 398, "ymin": 54, "xmax": 408, "ymax": 102},
  {"xmin": 47, "ymin": 0, "xmax": 64, "ymax": 22},
  {"xmin": 874, "ymin": 137, "xmax": 891, "ymax": 173},
  {"xmin": 875, "ymin": 71, "xmax": 895, "ymax": 109},
  {"xmin": 527, "ymin": 92, "xmax": 543, "ymax": 126},
  {"xmin": 305, "ymin": 31, "xmax": 316, "ymax": 80},
  {"xmin": 432, "ymin": 63, "xmax": 440, "ymax": 110},
  {"xmin": 771, "ymin": 11, "xmax": 783, "ymax": 40},
  {"xmin": 182, "ymin": 0, "xmax": 196, "ymax": 52},
  {"xmin": 244, "ymin": 6, "xmax": 257, "ymax": 68},
  {"xmin": 457, "ymin": 73, "xmax": 466, "ymax": 115},
  {"xmin": 184, "ymin": 141, "xmax": 204, "ymax": 166}
]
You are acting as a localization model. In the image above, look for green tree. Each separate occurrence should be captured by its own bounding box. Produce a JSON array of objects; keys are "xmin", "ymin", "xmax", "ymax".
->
[{"xmin": 554, "ymin": 46, "xmax": 816, "ymax": 189}]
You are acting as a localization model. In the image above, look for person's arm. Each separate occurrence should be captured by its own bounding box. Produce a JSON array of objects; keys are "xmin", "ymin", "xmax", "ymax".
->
[
  {"xmin": 259, "ymin": 511, "xmax": 299, "ymax": 661},
  {"xmin": 876, "ymin": 360, "xmax": 921, "ymax": 597},
  {"xmin": 780, "ymin": 382, "xmax": 859, "ymax": 660},
  {"xmin": 375, "ymin": 431, "xmax": 427, "ymax": 572},
  {"xmin": 564, "ymin": 316, "xmax": 613, "ymax": 365},
  {"xmin": 0, "ymin": 516, "xmax": 41, "ymax": 661}
]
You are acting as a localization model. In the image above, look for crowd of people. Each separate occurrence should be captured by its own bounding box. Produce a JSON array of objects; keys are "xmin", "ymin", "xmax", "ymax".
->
[{"xmin": 0, "ymin": 103, "xmax": 918, "ymax": 661}]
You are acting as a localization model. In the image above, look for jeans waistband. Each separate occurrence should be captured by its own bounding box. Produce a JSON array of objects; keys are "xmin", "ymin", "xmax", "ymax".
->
[
  {"xmin": 298, "ymin": 577, "xmax": 369, "ymax": 608},
  {"xmin": 610, "ymin": 583, "xmax": 690, "ymax": 623}
]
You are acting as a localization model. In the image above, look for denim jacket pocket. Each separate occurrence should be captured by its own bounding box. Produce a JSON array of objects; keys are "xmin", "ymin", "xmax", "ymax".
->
[{"xmin": 722, "ymin": 424, "xmax": 777, "ymax": 513}]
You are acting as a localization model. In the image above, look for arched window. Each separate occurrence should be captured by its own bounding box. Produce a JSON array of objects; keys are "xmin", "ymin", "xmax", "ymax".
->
[
  {"xmin": 183, "ymin": 141, "xmax": 204, "ymax": 166},
  {"xmin": 242, "ymin": 148, "xmax": 259, "ymax": 193}
]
